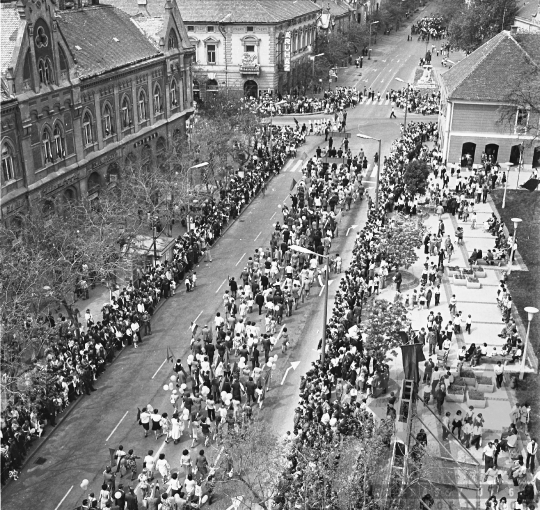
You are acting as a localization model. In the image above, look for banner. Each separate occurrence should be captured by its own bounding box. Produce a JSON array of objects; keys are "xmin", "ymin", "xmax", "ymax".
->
[
  {"xmin": 284, "ymin": 31, "xmax": 291, "ymax": 72},
  {"xmin": 400, "ymin": 343, "xmax": 425, "ymax": 383}
]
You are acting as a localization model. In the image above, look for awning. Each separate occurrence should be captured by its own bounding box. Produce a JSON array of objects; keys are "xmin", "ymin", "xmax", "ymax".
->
[{"xmin": 240, "ymin": 66, "xmax": 260, "ymax": 76}]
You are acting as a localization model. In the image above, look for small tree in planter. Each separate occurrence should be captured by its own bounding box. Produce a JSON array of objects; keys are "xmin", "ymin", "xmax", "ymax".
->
[
  {"xmin": 452, "ymin": 376, "xmax": 468, "ymax": 388},
  {"xmin": 378, "ymin": 218, "xmax": 424, "ymax": 270},
  {"xmin": 459, "ymin": 368, "xmax": 477, "ymax": 387},
  {"xmin": 468, "ymin": 389, "xmax": 486, "ymax": 408}
]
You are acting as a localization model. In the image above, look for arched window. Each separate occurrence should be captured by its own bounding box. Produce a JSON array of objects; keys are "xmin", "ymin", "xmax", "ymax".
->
[
  {"xmin": 53, "ymin": 123, "xmax": 65, "ymax": 158},
  {"xmin": 23, "ymin": 50, "xmax": 34, "ymax": 89},
  {"xmin": 42, "ymin": 127, "xmax": 53, "ymax": 164},
  {"xmin": 82, "ymin": 112, "xmax": 93, "ymax": 146},
  {"xmin": 154, "ymin": 84, "xmax": 162, "ymax": 113},
  {"xmin": 121, "ymin": 96, "xmax": 131, "ymax": 128},
  {"xmin": 58, "ymin": 44, "xmax": 69, "ymax": 72},
  {"xmin": 103, "ymin": 103, "xmax": 114, "ymax": 137},
  {"xmin": 1, "ymin": 141, "xmax": 17, "ymax": 183},
  {"xmin": 206, "ymin": 79, "xmax": 218, "ymax": 95},
  {"xmin": 138, "ymin": 89, "xmax": 147, "ymax": 121},
  {"xmin": 168, "ymin": 29, "xmax": 179, "ymax": 50},
  {"xmin": 38, "ymin": 59, "xmax": 47, "ymax": 85},
  {"xmin": 170, "ymin": 79, "xmax": 178, "ymax": 107},
  {"xmin": 193, "ymin": 79, "xmax": 200, "ymax": 100}
]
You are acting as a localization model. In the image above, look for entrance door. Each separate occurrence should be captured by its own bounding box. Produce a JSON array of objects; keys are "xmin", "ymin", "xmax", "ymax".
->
[
  {"xmin": 244, "ymin": 80, "xmax": 258, "ymax": 98},
  {"xmin": 509, "ymin": 144, "xmax": 522, "ymax": 165},
  {"xmin": 485, "ymin": 143, "xmax": 499, "ymax": 163},
  {"xmin": 532, "ymin": 147, "xmax": 540, "ymax": 168},
  {"xmin": 461, "ymin": 142, "xmax": 476, "ymax": 166}
]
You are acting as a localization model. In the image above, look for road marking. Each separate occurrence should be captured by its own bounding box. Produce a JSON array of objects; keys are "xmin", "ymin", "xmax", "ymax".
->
[
  {"xmin": 106, "ymin": 411, "xmax": 129, "ymax": 442},
  {"xmin": 54, "ymin": 486, "xmax": 74, "ymax": 510},
  {"xmin": 254, "ymin": 231, "xmax": 262, "ymax": 242},
  {"xmin": 153, "ymin": 439, "xmax": 168, "ymax": 461},
  {"xmin": 235, "ymin": 253, "xmax": 246, "ymax": 267},
  {"xmin": 151, "ymin": 358, "xmax": 168, "ymax": 380},
  {"xmin": 215, "ymin": 278, "xmax": 227, "ymax": 294},
  {"xmin": 289, "ymin": 160, "xmax": 303, "ymax": 173},
  {"xmin": 270, "ymin": 212, "xmax": 276, "ymax": 220},
  {"xmin": 191, "ymin": 310, "xmax": 203, "ymax": 326},
  {"xmin": 281, "ymin": 361, "xmax": 301, "ymax": 385}
]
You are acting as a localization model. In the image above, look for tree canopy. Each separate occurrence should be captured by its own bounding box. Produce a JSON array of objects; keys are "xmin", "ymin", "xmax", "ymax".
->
[{"xmin": 403, "ymin": 160, "xmax": 430, "ymax": 196}]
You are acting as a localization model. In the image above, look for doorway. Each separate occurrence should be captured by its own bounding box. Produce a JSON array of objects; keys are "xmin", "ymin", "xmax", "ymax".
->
[
  {"xmin": 484, "ymin": 143, "xmax": 499, "ymax": 163},
  {"xmin": 461, "ymin": 142, "xmax": 476, "ymax": 166},
  {"xmin": 244, "ymin": 80, "xmax": 258, "ymax": 98}
]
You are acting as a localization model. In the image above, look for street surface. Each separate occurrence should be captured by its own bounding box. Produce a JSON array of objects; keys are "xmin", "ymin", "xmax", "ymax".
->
[{"xmin": 2, "ymin": 5, "xmax": 452, "ymax": 509}]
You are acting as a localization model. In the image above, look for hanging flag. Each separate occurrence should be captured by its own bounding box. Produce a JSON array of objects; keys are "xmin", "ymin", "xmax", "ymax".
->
[
  {"xmin": 166, "ymin": 346, "xmax": 175, "ymax": 363},
  {"xmin": 135, "ymin": 407, "xmax": 141, "ymax": 424},
  {"xmin": 400, "ymin": 343, "xmax": 425, "ymax": 383},
  {"xmin": 290, "ymin": 178, "xmax": 297, "ymax": 191},
  {"xmin": 293, "ymin": 117, "xmax": 299, "ymax": 126},
  {"xmin": 109, "ymin": 448, "xmax": 116, "ymax": 468},
  {"xmin": 520, "ymin": 178, "xmax": 540, "ymax": 191}
]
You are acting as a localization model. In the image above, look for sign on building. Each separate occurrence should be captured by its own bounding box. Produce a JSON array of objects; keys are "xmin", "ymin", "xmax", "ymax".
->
[{"xmin": 284, "ymin": 31, "xmax": 291, "ymax": 72}]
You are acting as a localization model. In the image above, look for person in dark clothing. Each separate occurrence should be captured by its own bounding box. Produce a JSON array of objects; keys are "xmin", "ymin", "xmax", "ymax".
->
[{"xmin": 394, "ymin": 271, "xmax": 402, "ymax": 292}]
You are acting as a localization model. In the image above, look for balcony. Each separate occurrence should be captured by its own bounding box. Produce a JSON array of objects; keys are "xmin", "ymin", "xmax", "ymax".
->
[{"xmin": 240, "ymin": 64, "xmax": 260, "ymax": 76}]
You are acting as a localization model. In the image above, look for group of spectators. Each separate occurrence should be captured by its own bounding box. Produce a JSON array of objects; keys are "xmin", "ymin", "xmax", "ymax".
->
[
  {"xmin": 411, "ymin": 15, "xmax": 447, "ymax": 40},
  {"xmin": 0, "ymin": 120, "xmax": 310, "ymax": 486},
  {"xmin": 389, "ymin": 88, "xmax": 441, "ymax": 115},
  {"xmin": 273, "ymin": 122, "xmax": 441, "ymax": 507}
]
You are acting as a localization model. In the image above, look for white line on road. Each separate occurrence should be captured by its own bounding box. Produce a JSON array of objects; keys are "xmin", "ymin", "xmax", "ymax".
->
[
  {"xmin": 191, "ymin": 310, "xmax": 203, "ymax": 326},
  {"xmin": 106, "ymin": 411, "xmax": 129, "ymax": 442},
  {"xmin": 153, "ymin": 440, "xmax": 168, "ymax": 461},
  {"xmin": 215, "ymin": 278, "xmax": 227, "ymax": 294},
  {"xmin": 270, "ymin": 212, "xmax": 276, "ymax": 220},
  {"xmin": 346, "ymin": 227, "xmax": 351, "ymax": 236},
  {"xmin": 151, "ymin": 358, "xmax": 168, "ymax": 380},
  {"xmin": 254, "ymin": 231, "xmax": 262, "ymax": 242},
  {"xmin": 235, "ymin": 253, "xmax": 246, "ymax": 267},
  {"xmin": 318, "ymin": 285, "xmax": 326, "ymax": 297},
  {"xmin": 54, "ymin": 486, "xmax": 74, "ymax": 510}
]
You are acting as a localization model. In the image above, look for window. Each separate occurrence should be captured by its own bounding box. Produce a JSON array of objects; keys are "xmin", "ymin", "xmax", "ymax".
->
[
  {"xmin": 154, "ymin": 85, "xmax": 162, "ymax": 113},
  {"xmin": 1, "ymin": 142, "xmax": 16, "ymax": 183},
  {"xmin": 138, "ymin": 90, "xmax": 147, "ymax": 121},
  {"xmin": 206, "ymin": 79, "xmax": 218, "ymax": 95},
  {"xmin": 38, "ymin": 59, "xmax": 47, "ymax": 85},
  {"xmin": 38, "ymin": 58, "xmax": 54, "ymax": 86},
  {"xmin": 245, "ymin": 44, "xmax": 255, "ymax": 53},
  {"xmin": 247, "ymin": 26, "xmax": 254, "ymax": 32},
  {"xmin": 207, "ymin": 26, "xmax": 215, "ymax": 32},
  {"xmin": 82, "ymin": 112, "xmax": 93, "ymax": 146},
  {"xmin": 103, "ymin": 104, "xmax": 114, "ymax": 137},
  {"xmin": 121, "ymin": 97, "xmax": 131, "ymax": 128},
  {"xmin": 207, "ymin": 44, "xmax": 216, "ymax": 64},
  {"xmin": 58, "ymin": 44, "xmax": 69, "ymax": 72},
  {"xmin": 516, "ymin": 108, "xmax": 529, "ymax": 133},
  {"xmin": 187, "ymin": 26, "xmax": 194, "ymax": 32},
  {"xmin": 53, "ymin": 124, "xmax": 65, "ymax": 158},
  {"xmin": 42, "ymin": 127, "xmax": 53, "ymax": 163},
  {"xmin": 170, "ymin": 79, "xmax": 178, "ymax": 107},
  {"xmin": 168, "ymin": 29, "xmax": 179, "ymax": 50}
]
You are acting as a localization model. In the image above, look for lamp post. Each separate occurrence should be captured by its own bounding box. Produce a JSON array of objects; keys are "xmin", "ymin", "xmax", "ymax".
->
[
  {"xmin": 357, "ymin": 132, "xmax": 382, "ymax": 210},
  {"xmin": 261, "ymin": 116, "xmax": 273, "ymax": 159},
  {"xmin": 310, "ymin": 52, "xmax": 325, "ymax": 81},
  {"xmin": 502, "ymin": 162, "xmax": 514, "ymax": 209},
  {"xmin": 516, "ymin": 142, "xmax": 524, "ymax": 189},
  {"xmin": 368, "ymin": 21, "xmax": 379, "ymax": 58},
  {"xmin": 508, "ymin": 217, "xmax": 522, "ymax": 274},
  {"xmin": 394, "ymin": 77, "xmax": 410, "ymax": 128},
  {"xmin": 520, "ymin": 306, "xmax": 539, "ymax": 378},
  {"xmin": 290, "ymin": 245, "xmax": 330, "ymax": 364}
]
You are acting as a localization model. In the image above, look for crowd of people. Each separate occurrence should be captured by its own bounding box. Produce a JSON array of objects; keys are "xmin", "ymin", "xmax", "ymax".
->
[
  {"xmin": 389, "ymin": 88, "xmax": 441, "ymax": 115},
  {"xmin": 411, "ymin": 15, "xmax": 446, "ymax": 40},
  {"xmin": 0, "ymin": 120, "xmax": 310, "ymax": 485}
]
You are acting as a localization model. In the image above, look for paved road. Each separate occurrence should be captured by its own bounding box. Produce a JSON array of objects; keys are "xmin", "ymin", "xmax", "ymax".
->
[{"xmin": 3, "ymin": 10, "xmax": 445, "ymax": 509}]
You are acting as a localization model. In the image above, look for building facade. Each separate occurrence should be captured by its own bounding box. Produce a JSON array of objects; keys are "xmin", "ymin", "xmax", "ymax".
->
[
  {"xmin": 438, "ymin": 30, "xmax": 540, "ymax": 168},
  {"xmin": 0, "ymin": 0, "xmax": 194, "ymax": 224}
]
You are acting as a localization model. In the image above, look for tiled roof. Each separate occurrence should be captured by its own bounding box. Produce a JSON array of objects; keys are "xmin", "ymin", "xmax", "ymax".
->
[
  {"xmin": 441, "ymin": 31, "xmax": 540, "ymax": 102},
  {"xmin": 131, "ymin": 15, "xmax": 166, "ymax": 48},
  {"xmin": 175, "ymin": 0, "xmax": 321, "ymax": 23},
  {"xmin": 56, "ymin": 5, "xmax": 160, "ymax": 78},
  {"xmin": 515, "ymin": 0, "xmax": 540, "ymax": 20},
  {"xmin": 327, "ymin": 1, "xmax": 350, "ymax": 17},
  {"xmin": 100, "ymin": 0, "xmax": 168, "ymax": 17},
  {"xmin": 1, "ymin": 2, "xmax": 23, "ymax": 77}
]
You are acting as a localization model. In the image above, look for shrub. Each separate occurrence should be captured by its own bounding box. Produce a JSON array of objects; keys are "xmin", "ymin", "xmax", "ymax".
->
[
  {"xmin": 468, "ymin": 389, "xmax": 485, "ymax": 400},
  {"xmin": 477, "ymin": 376, "xmax": 493, "ymax": 385},
  {"xmin": 448, "ymin": 386, "xmax": 465, "ymax": 395},
  {"xmin": 403, "ymin": 160, "xmax": 430, "ymax": 195}
]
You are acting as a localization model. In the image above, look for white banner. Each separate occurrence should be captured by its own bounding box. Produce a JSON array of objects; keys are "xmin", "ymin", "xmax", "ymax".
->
[{"xmin": 284, "ymin": 31, "xmax": 291, "ymax": 72}]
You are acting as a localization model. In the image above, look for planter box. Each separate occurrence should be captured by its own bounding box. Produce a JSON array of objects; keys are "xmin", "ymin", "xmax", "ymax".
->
[
  {"xmin": 466, "ymin": 277, "xmax": 481, "ymax": 289},
  {"xmin": 446, "ymin": 388, "xmax": 466, "ymax": 403},
  {"xmin": 476, "ymin": 376, "xmax": 495, "ymax": 393},
  {"xmin": 462, "ymin": 268, "xmax": 474, "ymax": 276},
  {"xmin": 472, "ymin": 266, "xmax": 486, "ymax": 278},
  {"xmin": 459, "ymin": 369, "xmax": 477, "ymax": 387},
  {"xmin": 447, "ymin": 266, "xmax": 461, "ymax": 277},
  {"xmin": 453, "ymin": 275, "xmax": 467, "ymax": 286},
  {"xmin": 467, "ymin": 393, "xmax": 487, "ymax": 409}
]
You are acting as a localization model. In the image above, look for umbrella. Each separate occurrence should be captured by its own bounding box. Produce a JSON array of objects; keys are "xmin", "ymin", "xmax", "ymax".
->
[{"xmin": 520, "ymin": 178, "xmax": 540, "ymax": 191}]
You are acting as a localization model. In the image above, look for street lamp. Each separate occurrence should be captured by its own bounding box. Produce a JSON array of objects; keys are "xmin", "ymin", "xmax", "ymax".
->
[
  {"xmin": 290, "ymin": 245, "xmax": 330, "ymax": 364},
  {"xmin": 395, "ymin": 77, "xmax": 410, "ymax": 128},
  {"xmin": 502, "ymin": 162, "xmax": 514, "ymax": 209},
  {"xmin": 186, "ymin": 162, "xmax": 209, "ymax": 233},
  {"xmin": 357, "ymin": 132, "xmax": 382, "ymax": 210},
  {"xmin": 508, "ymin": 217, "xmax": 522, "ymax": 273},
  {"xmin": 368, "ymin": 21, "xmax": 379, "ymax": 58},
  {"xmin": 309, "ymin": 52, "xmax": 325, "ymax": 80},
  {"xmin": 520, "ymin": 306, "xmax": 539, "ymax": 379}
]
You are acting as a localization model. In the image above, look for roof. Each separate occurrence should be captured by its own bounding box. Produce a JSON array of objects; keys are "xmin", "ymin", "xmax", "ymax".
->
[
  {"xmin": 515, "ymin": 0, "xmax": 540, "ymax": 21},
  {"xmin": 131, "ymin": 15, "xmax": 166, "ymax": 47},
  {"xmin": 327, "ymin": 0, "xmax": 350, "ymax": 18},
  {"xmin": 1, "ymin": 2, "xmax": 23, "ymax": 76},
  {"xmin": 99, "ymin": 0, "xmax": 169, "ymax": 17},
  {"xmin": 56, "ymin": 5, "xmax": 160, "ymax": 78},
  {"xmin": 441, "ymin": 31, "xmax": 540, "ymax": 102},
  {"xmin": 175, "ymin": 0, "xmax": 321, "ymax": 23}
]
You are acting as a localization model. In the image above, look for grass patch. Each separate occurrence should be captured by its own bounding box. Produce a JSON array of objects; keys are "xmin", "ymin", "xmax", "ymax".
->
[
  {"xmin": 448, "ymin": 386, "xmax": 465, "ymax": 395},
  {"xmin": 453, "ymin": 376, "xmax": 468, "ymax": 387},
  {"xmin": 461, "ymin": 369, "xmax": 475, "ymax": 379},
  {"xmin": 477, "ymin": 376, "xmax": 493, "ymax": 385},
  {"xmin": 491, "ymin": 189, "xmax": 540, "ymax": 439}
]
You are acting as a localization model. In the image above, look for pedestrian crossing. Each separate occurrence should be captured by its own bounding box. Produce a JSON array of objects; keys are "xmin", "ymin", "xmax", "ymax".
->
[
  {"xmin": 283, "ymin": 159, "xmax": 304, "ymax": 172},
  {"xmin": 357, "ymin": 97, "xmax": 393, "ymax": 106}
]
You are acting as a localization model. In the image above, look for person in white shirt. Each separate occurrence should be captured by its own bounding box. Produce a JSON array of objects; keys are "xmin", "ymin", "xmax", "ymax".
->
[
  {"xmin": 494, "ymin": 361, "xmax": 504, "ymax": 388},
  {"xmin": 143, "ymin": 450, "xmax": 155, "ymax": 480},
  {"xmin": 526, "ymin": 438, "xmax": 538, "ymax": 473},
  {"xmin": 166, "ymin": 472, "xmax": 182, "ymax": 497},
  {"xmin": 139, "ymin": 409, "xmax": 151, "ymax": 437}
]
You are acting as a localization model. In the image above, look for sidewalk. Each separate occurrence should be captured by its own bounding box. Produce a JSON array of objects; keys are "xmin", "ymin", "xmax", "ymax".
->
[{"xmin": 373, "ymin": 166, "xmax": 536, "ymax": 507}]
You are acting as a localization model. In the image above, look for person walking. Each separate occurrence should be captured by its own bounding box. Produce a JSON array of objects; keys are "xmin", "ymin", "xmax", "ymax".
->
[
  {"xmin": 526, "ymin": 438, "xmax": 537, "ymax": 473},
  {"xmin": 390, "ymin": 107, "xmax": 396, "ymax": 119}
]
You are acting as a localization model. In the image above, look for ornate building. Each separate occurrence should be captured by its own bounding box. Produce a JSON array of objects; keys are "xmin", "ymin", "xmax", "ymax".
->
[{"xmin": 0, "ymin": 0, "xmax": 194, "ymax": 223}]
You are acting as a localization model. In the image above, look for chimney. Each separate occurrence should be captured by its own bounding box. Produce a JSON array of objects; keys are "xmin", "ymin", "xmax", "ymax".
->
[{"xmin": 510, "ymin": 25, "xmax": 518, "ymax": 35}]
